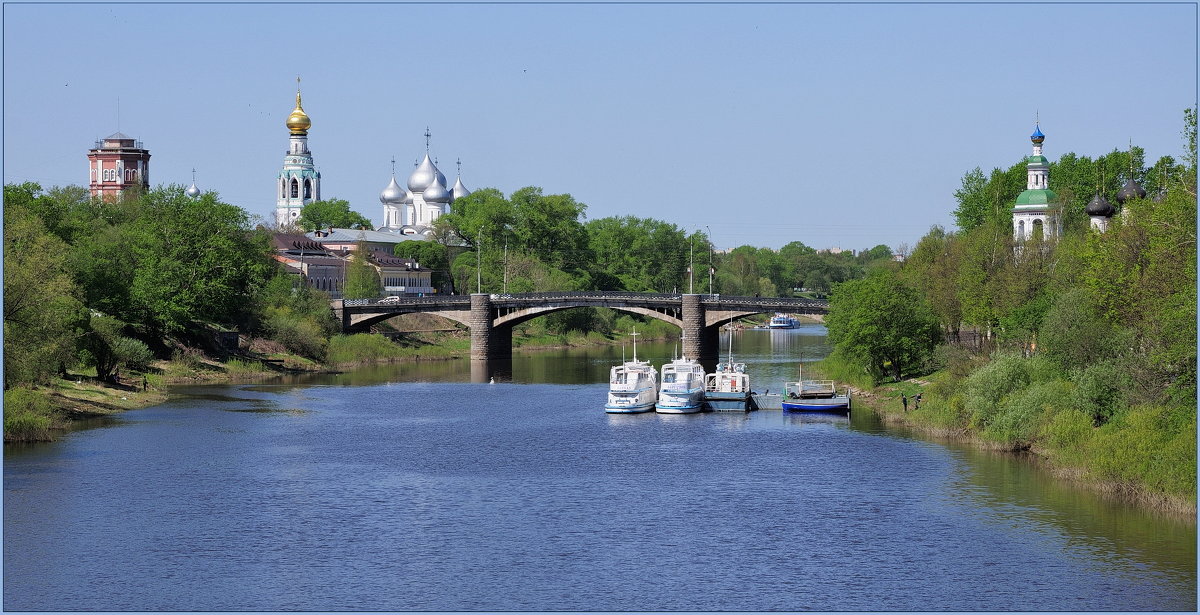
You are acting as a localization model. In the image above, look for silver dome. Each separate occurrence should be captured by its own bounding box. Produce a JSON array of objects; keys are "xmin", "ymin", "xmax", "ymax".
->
[
  {"xmin": 423, "ymin": 173, "xmax": 450, "ymax": 203},
  {"xmin": 185, "ymin": 182, "xmax": 201, "ymax": 198},
  {"xmin": 379, "ymin": 175, "xmax": 406, "ymax": 204},
  {"xmin": 450, "ymin": 177, "xmax": 471, "ymax": 202},
  {"xmin": 403, "ymin": 190, "xmax": 414, "ymax": 204},
  {"xmin": 407, "ymin": 154, "xmax": 438, "ymax": 193}
]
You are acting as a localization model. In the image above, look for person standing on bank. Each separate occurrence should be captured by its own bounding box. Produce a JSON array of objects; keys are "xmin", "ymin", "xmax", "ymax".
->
[{"xmin": 901, "ymin": 394, "xmax": 908, "ymax": 412}]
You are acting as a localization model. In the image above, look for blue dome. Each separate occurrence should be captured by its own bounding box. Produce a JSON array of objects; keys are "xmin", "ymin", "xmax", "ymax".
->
[{"xmin": 1031, "ymin": 124, "xmax": 1045, "ymax": 144}]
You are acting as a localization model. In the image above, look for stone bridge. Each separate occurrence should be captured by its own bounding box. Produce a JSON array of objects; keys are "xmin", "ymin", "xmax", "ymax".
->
[{"xmin": 331, "ymin": 292, "xmax": 828, "ymax": 363}]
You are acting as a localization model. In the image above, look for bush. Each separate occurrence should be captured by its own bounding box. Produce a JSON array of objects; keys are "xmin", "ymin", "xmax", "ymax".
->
[
  {"xmin": 1071, "ymin": 360, "xmax": 1133, "ymax": 426},
  {"xmin": 327, "ymin": 334, "xmax": 406, "ymax": 364},
  {"xmin": 984, "ymin": 379, "xmax": 1072, "ymax": 447},
  {"xmin": 3, "ymin": 387, "xmax": 56, "ymax": 442},
  {"xmin": 264, "ymin": 309, "xmax": 329, "ymax": 361},
  {"xmin": 961, "ymin": 353, "xmax": 1034, "ymax": 430}
]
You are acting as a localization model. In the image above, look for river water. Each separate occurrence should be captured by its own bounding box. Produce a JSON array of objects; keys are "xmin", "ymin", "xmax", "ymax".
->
[{"xmin": 4, "ymin": 325, "xmax": 1196, "ymax": 611}]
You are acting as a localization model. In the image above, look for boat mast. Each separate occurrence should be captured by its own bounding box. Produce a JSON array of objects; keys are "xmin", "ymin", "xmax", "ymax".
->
[{"xmin": 630, "ymin": 329, "xmax": 640, "ymax": 362}]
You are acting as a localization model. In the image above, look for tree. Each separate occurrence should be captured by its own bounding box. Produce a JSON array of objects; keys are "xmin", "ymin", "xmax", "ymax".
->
[
  {"xmin": 825, "ymin": 269, "xmax": 942, "ymax": 382},
  {"xmin": 296, "ymin": 198, "xmax": 372, "ymax": 232},
  {"xmin": 510, "ymin": 187, "xmax": 589, "ymax": 272},
  {"xmin": 343, "ymin": 241, "xmax": 383, "ymax": 299},
  {"xmin": 2, "ymin": 193, "xmax": 88, "ymax": 388},
  {"xmin": 77, "ymin": 314, "xmax": 152, "ymax": 383}
]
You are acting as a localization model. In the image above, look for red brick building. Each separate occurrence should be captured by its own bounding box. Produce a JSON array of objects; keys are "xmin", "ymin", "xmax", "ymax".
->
[{"xmin": 88, "ymin": 132, "xmax": 150, "ymax": 199}]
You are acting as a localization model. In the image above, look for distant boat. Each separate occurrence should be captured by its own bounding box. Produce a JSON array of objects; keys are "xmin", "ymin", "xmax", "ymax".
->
[
  {"xmin": 605, "ymin": 331, "xmax": 658, "ymax": 414},
  {"xmin": 768, "ymin": 313, "xmax": 799, "ymax": 329},
  {"xmin": 656, "ymin": 356, "xmax": 706, "ymax": 414}
]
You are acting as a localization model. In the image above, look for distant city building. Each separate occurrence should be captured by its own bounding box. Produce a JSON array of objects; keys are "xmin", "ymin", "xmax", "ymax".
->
[
  {"xmin": 271, "ymin": 230, "xmax": 433, "ymax": 297},
  {"xmin": 1011, "ymin": 123, "xmax": 1062, "ymax": 242},
  {"xmin": 275, "ymin": 79, "xmax": 321, "ymax": 227},
  {"xmin": 378, "ymin": 128, "xmax": 472, "ymax": 238},
  {"xmin": 88, "ymin": 132, "xmax": 150, "ymax": 199},
  {"xmin": 271, "ymin": 233, "xmax": 346, "ymax": 298}
]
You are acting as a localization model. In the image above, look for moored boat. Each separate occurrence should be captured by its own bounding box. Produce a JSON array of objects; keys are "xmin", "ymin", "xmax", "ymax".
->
[
  {"xmin": 704, "ymin": 362, "xmax": 756, "ymax": 412},
  {"xmin": 656, "ymin": 356, "xmax": 706, "ymax": 414},
  {"xmin": 605, "ymin": 331, "xmax": 658, "ymax": 413},
  {"xmin": 781, "ymin": 379, "xmax": 851, "ymax": 413}
]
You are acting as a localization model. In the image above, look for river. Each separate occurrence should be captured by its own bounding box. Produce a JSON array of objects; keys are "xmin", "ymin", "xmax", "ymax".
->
[{"xmin": 4, "ymin": 325, "xmax": 1195, "ymax": 611}]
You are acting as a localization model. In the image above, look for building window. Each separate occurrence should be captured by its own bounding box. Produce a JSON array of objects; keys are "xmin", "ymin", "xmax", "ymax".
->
[
  {"xmin": 304, "ymin": 180, "xmax": 312, "ymax": 199},
  {"xmin": 291, "ymin": 179, "xmax": 299, "ymax": 199}
]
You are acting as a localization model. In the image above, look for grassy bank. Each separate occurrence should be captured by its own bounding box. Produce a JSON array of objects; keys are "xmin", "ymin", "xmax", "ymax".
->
[{"xmin": 811, "ymin": 355, "xmax": 1197, "ymax": 517}]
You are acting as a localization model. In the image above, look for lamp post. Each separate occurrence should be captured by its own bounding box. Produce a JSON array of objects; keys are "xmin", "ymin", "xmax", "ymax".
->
[
  {"xmin": 688, "ymin": 233, "xmax": 694, "ymax": 294},
  {"xmin": 706, "ymin": 225, "xmax": 714, "ymax": 295},
  {"xmin": 476, "ymin": 228, "xmax": 482, "ymax": 293}
]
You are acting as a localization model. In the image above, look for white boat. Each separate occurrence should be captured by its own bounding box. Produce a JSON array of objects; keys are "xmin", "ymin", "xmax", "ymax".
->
[
  {"xmin": 768, "ymin": 313, "xmax": 798, "ymax": 329},
  {"xmin": 605, "ymin": 331, "xmax": 658, "ymax": 413},
  {"xmin": 656, "ymin": 355, "xmax": 707, "ymax": 414},
  {"xmin": 704, "ymin": 362, "xmax": 755, "ymax": 411}
]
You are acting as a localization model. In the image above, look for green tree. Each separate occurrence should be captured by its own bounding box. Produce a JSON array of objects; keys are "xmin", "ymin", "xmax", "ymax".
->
[
  {"xmin": 296, "ymin": 198, "xmax": 372, "ymax": 232},
  {"xmin": 343, "ymin": 241, "xmax": 383, "ymax": 299},
  {"xmin": 825, "ymin": 269, "xmax": 942, "ymax": 382},
  {"xmin": 118, "ymin": 187, "xmax": 275, "ymax": 334},
  {"xmin": 2, "ymin": 195, "xmax": 88, "ymax": 388},
  {"xmin": 510, "ymin": 187, "xmax": 589, "ymax": 272},
  {"xmin": 77, "ymin": 314, "xmax": 152, "ymax": 383}
]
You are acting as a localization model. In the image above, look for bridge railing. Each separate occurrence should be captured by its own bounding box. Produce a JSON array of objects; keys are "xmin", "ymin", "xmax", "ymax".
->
[{"xmin": 338, "ymin": 292, "xmax": 826, "ymax": 310}]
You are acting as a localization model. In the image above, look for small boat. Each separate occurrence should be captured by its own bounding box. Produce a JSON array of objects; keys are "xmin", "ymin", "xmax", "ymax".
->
[
  {"xmin": 781, "ymin": 379, "xmax": 851, "ymax": 413},
  {"xmin": 751, "ymin": 391, "xmax": 783, "ymax": 410},
  {"xmin": 703, "ymin": 323, "xmax": 755, "ymax": 412},
  {"xmin": 656, "ymin": 355, "xmax": 706, "ymax": 414},
  {"xmin": 605, "ymin": 331, "xmax": 658, "ymax": 414},
  {"xmin": 768, "ymin": 313, "xmax": 799, "ymax": 329},
  {"xmin": 704, "ymin": 362, "xmax": 756, "ymax": 412}
]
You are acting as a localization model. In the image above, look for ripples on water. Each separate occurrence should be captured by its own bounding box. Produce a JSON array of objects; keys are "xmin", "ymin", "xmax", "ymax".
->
[{"xmin": 3, "ymin": 329, "xmax": 1196, "ymax": 611}]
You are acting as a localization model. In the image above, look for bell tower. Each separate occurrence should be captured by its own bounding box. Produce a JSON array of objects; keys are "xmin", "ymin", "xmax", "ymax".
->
[{"xmin": 275, "ymin": 77, "xmax": 321, "ymax": 228}]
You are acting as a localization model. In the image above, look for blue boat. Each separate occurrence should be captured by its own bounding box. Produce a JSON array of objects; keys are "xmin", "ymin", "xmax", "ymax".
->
[{"xmin": 781, "ymin": 379, "xmax": 851, "ymax": 414}]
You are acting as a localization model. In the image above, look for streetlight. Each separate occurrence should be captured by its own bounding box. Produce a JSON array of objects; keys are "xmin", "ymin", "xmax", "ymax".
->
[
  {"xmin": 688, "ymin": 232, "xmax": 694, "ymax": 294},
  {"xmin": 476, "ymin": 227, "xmax": 482, "ymax": 293},
  {"xmin": 706, "ymin": 225, "xmax": 714, "ymax": 295}
]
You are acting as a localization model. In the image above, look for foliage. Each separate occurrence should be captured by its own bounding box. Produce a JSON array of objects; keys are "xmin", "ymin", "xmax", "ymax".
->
[
  {"xmin": 825, "ymin": 269, "xmax": 941, "ymax": 382},
  {"xmin": 77, "ymin": 314, "xmax": 153, "ymax": 382},
  {"xmin": 3, "ymin": 189, "xmax": 89, "ymax": 388},
  {"xmin": 3, "ymin": 388, "xmax": 56, "ymax": 442},
  {"xmin": 296, "ymin": 198, "xmax": 372, "ymax": 232},
  {"xmin": 342, "ymin": 241, "xmax": 382, "ymax": 299}
]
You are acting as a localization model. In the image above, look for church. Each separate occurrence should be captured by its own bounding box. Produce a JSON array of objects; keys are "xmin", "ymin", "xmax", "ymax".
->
[{"xmin": 271, "ymin": 81, "xmax": 471, "ymax": 236}]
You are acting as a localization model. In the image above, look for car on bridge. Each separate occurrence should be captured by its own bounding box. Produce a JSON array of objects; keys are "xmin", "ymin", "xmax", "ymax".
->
[{"xmin": 377, "ymin": 296, "xmax": 402, "ymax": 304}]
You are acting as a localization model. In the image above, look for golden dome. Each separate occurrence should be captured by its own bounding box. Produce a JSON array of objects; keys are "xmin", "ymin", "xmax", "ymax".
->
[{"xmin": 286, "ymin": 84, "xmax": 310, "ymax": 134}]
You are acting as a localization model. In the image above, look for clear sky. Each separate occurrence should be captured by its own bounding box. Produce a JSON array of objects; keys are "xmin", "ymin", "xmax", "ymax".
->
[{"xmin": 3, "ymin": 2, "xmax": 1195, "ymax": 253}]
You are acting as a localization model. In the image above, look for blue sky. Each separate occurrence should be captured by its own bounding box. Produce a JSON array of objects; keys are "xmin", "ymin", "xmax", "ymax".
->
[{"xmin": 3, "ymin": 2, "xmax": 1195, "ymax": 252}]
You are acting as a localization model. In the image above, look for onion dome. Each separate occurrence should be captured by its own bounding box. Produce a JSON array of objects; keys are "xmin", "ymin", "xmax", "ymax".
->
[
  {"xmin": 451, "ymin": 177, "xmax": 471, "ymax": 202},
  {"xmin": 286, "ymin": 87, "xmax": 311, "ymax": 135},
  {"xmin": 185, "ymin": 182, "xmax": 201, "ymax": 198},
  {"xmin": 407, "ymin": 154, "xmax": 438, "ymax": 193},
  {"xmin": 423, "ymin": 173, "xmax": 450, "ymax": 203},
  {"xmin": 379, "ymin": 175, "xmax": 406, "ymax": 204},
  {"xmin": 1085, "ymin": 193, "xmax": 1115, "ymax": 217},
  {"xmin": 403, "ymin": 190, "xmax": 414, "ymax": 205},
  {"xmin": 1030, "ymin": 124, "xmax": 1044, "ymax": 144},
  {"xmin": 1116, "ymin": 178, "xmax": 1146, "ymax": 204}
]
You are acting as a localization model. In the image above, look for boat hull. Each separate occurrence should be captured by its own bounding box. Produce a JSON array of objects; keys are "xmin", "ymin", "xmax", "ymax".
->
[
  {"xmin": 704, "ymin": 392, "xmax": 754, "ymax": 412},
  {"xmin": 655, "ymin": 403, "xmax": 704, "ymax": 414},
  {"xmin": 604, "ymin": 402, "xmax": 656, "ymax": 414},
  {"xmin": 782, "ymin": 396, "xmax": 851, "ymax": 413}
]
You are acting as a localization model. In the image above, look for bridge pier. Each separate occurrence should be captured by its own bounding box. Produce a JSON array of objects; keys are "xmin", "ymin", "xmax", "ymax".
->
[
  {"xmin": 470, "ymin": 294, "xmax": 512, "ymax": 360},
  {"xmin": 682, "ymin": 294, "xmax": 719, "ymax": 364}
]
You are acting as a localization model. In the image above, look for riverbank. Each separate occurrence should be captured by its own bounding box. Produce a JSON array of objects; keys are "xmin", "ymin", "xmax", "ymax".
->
[
  {"xmin": 845, "ymin": 378, "xmax": 1197, "ymax": 519},
  {"xmin": 4, "ymin": 326, "xmax": 684, "ymax": 443}
]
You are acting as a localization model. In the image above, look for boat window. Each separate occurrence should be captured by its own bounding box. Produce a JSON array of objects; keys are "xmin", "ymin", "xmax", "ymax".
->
[{"xmin": 664, "ymin": 373, "xmax": 677, "ymax": 383}]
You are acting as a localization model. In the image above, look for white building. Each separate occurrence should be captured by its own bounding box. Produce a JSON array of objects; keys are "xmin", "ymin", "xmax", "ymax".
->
[
  {"xmin": 1011, "ymin": 124, "xmax": 1062, "ymax": 242},
  {"xmin": 274, "ymin": 79, "xmax": 321, "ymax": 227},
  {"xmin": 378, "ymin": 129, "xmax": 472, "ymax": 238}
]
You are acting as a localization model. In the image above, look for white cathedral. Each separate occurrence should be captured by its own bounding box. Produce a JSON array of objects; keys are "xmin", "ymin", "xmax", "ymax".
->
[
  {"xmin": 273, "ymin": 81, "xmax": 471, "ymax": 236},
  {"xmin": 378, "ymin": 128, "xmax": 471, "ymax": 237}
]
